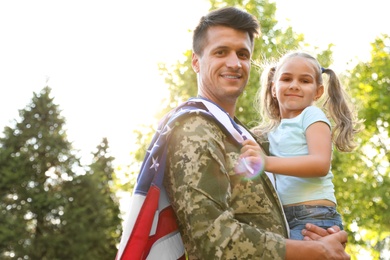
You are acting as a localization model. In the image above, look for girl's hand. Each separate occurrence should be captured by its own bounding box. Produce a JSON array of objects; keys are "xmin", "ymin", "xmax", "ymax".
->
[{"xmin": 235, "ymin": 139, "xmax": 266, "ymax": 178}]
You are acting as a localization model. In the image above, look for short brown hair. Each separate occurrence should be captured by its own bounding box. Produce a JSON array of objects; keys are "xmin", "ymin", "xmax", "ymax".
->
[{"xmin": 192, "ymin": 7, "xmax": 260, "ymax": 56}]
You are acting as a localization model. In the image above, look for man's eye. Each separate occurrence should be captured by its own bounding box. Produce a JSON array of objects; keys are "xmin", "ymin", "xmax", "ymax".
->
[{"xmin": 238, "ymin": 52, "xmax": 249, "ymax": 59}]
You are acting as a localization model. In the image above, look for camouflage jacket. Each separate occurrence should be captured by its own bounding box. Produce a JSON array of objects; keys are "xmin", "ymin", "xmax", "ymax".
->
[{"xmin": 164, "ymin": 113, "xmax": 288, "ymax": 260}]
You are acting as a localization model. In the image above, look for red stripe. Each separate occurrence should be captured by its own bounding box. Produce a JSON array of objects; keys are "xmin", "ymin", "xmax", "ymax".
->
[
  {"xmin": 121, "ymin": 186, "xmax": 160, "ymax": 259},
  {"xmin": 144, "ymin": 205, "xmax": 180, "ymax": 256}
]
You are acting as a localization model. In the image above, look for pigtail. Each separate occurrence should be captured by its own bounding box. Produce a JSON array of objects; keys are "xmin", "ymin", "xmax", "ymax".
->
[
  {"xmin": 263, "ymin": 66, "xmax": 280, "ymax": 121},
  {"xmin": 322, "ymin": 68, "xmax": 362, "ymax": 152},
  {"xmin": 252, "ymin": 64, "xmax": 280, "ymax": 137}
]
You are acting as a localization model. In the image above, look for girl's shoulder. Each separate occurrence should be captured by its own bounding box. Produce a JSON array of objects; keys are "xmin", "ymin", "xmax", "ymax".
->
[
  {"xmin": 302, "ymin": 105, "xmax": 325, "ymax": 115},
  {"xmin": 301, "ymin": 106, "xmax": 330, "ymax": 129}
]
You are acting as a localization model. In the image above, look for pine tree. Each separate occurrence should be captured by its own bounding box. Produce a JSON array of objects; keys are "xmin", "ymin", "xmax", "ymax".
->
[
  {"xmin": 59, "ymin": 137, "xmax": 121, "ymax": 259},
  {"xmin": 0, "ymin": 86, "xmax": 80, "ymax": 259}
]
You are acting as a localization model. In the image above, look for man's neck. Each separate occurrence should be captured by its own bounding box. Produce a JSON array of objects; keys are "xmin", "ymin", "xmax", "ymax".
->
[{"xmin": 197, "ymin": 95, "xmax": 236, "ymax": 118}]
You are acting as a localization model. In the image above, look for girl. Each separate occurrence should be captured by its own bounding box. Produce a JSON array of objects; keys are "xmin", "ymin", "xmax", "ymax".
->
[{"xmin": 238, "ymin": 51, "xmax": 361, "ymax": 240}]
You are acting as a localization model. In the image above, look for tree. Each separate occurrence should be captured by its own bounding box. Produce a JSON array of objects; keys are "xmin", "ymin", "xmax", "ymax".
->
[
  {"xmin": 0, "ymin": 86, "xmax": 80, "ymax": 259},
  {"xmin": 58, "ymin": 137, "xmax": 122, "ymax": 259},
  {"xmin": 0, "ymin": 87, "xmax": 122, "ymax": 259},
  {"xmin": 333, "ymin": 34, "xmax": 390, "ymax": 259}
]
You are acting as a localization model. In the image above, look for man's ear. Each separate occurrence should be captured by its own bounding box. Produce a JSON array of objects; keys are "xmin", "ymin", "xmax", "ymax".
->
[
  {"xmin": 192, "ymin": 53, "xmax": 199, "ymax": 73},
  {"xmin": 315, "ymin": 85, "xmax": 324, "ymax": 100}
]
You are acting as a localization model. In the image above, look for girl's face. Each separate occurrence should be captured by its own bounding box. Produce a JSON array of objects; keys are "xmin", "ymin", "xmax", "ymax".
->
[{"xmin": 272, "ymin": 56, "xmax": 324, "ymax": 119}]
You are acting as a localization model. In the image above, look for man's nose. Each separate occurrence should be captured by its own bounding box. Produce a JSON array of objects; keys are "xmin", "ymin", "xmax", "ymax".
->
[{"xmin": 226, "ymin": 54, "xmax": 242, "ymax": 69}]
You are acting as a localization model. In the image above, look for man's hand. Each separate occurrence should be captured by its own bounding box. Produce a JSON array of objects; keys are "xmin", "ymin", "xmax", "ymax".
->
[
  {"xmin": 317, "ymin": 231, "xmax": 350, "ymax": 259},
  {"xmin": 286, "ymin": 228, "xmax": 350, "ymax": 259},
  {"xmin": 302, "ymin": 223, "xmax": 341, "ymax": 240},
  {"xmin": 302, "ymin": 223, "xmax": 347, "ymax": 249}
]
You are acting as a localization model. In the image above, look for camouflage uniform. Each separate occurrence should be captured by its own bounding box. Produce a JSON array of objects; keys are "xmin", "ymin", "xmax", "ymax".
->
[{"xmin": 164, "ymin": 114, "xmax": 288, "ymax": 259}]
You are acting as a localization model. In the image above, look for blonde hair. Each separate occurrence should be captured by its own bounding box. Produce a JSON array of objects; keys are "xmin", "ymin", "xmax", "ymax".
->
[{"xmin": 252, "ymin": 51, "xmax": 362, "ymax": 152}]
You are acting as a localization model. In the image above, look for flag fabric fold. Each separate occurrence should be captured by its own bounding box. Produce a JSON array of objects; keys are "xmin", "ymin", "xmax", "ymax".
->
[{"xmin": 116, "ymin": 98, "xmax": 249, "ymax": 260}]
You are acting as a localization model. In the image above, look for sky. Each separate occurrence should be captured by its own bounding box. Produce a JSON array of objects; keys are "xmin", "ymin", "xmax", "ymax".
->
[{"xmin": 1, "ymin": 0, "xmax": 389, "ymax": 167}]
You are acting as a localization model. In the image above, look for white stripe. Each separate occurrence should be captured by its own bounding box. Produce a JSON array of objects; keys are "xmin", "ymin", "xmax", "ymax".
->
[
  {"xmin": 191, "ymin": 98, "xmax": 245, "ymax": 143},
  {"xmin": 146, "ymin": 232, "xmax": 185, "ymax": 260},
  {"xmin": 150, "ymin": 187, "xmax": 171, "ymax": 236}
]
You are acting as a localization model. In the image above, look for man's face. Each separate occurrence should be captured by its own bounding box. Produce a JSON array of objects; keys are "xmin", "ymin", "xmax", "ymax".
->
[{"xmin": 192, "ymin": 26, "xmax": 252, "ymax": 109}]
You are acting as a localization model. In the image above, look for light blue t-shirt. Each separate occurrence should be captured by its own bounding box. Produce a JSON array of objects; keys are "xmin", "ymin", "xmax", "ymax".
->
[{"xmin": 268, "ymin": 106, "xmax": 337, "ymax": 205}]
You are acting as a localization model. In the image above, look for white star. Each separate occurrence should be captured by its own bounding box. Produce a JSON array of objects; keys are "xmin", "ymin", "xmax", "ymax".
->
[{"xmin": 150, "ymin": 156, "xmax": 160, "ymax": 171}]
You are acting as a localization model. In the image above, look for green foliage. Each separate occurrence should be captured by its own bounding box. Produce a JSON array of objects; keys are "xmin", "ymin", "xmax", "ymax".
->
[
  {"xmin": 59, "ymin": 138, "xmax": 121, "ymax": 259},
  {"xmin": 348, "ymin": 34, "xmax": 390, "ymax": 136},
  {"xmin": 333, "ymin": 34, "xmax": 390, "ymax": 258},
  {"xmin": 0, "ymin": 86, "xmax": 79, "ymax": 259},
  {"xmin": 0, "ymin": 87, "xmax": 121, "ymax": 259}
]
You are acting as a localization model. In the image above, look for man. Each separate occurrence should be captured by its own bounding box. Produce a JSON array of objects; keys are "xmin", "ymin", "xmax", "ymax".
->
[{"xmin": 117, "ymin": 6, "xmax": 349, "ymax": 260}]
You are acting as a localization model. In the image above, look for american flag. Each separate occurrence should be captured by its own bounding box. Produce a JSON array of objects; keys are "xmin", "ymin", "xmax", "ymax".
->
[{"xmin": 116, "ymin": 98, "xmax": 250, "ymax": 260}]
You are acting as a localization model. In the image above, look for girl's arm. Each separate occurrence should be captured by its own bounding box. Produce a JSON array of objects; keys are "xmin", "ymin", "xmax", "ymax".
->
[{"xmin": 241, "ymin": 121, "xmax": 332, "ymax": 177}]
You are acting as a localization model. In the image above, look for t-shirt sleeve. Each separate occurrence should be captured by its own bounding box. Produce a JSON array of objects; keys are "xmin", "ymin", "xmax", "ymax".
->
[{"xmin": 302, "ymin": 106, "xmax": 331, "ymax": 132}]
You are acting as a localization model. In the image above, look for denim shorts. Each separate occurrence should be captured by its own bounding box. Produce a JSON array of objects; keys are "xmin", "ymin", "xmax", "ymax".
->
[{"xmin": 283, "ymin": 204, "xmax": 344, "ymax": 240}]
